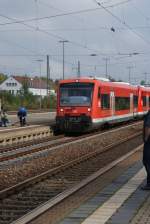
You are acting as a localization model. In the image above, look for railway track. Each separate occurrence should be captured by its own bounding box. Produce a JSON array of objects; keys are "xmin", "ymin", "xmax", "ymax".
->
[
  {"xmin": 0, "ymin": 128, "xmax": 142, "ymax": 224},
  {"xmin": 0, "ymin": 121, "xmax": 142, "ymax": 164},
  {"xmin": 0, "ymin": 135, "xmax": 71, "ymax": 163}
]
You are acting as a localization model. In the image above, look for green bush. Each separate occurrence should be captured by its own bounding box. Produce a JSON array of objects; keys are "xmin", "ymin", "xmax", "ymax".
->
[{"xmin": 0, "ymin": 91, "xmax": 56, "ymax": 111}]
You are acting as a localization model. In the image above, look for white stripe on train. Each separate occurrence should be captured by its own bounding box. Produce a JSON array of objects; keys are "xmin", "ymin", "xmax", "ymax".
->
[{"xmin": 92, "ymin": 111, "xmax": 147, "ymax": 124}]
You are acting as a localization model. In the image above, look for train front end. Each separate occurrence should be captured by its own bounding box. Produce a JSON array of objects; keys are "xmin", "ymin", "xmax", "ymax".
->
[{"xmin": 56, "ymin": 79, "xmax": 94, "ymax": 133}]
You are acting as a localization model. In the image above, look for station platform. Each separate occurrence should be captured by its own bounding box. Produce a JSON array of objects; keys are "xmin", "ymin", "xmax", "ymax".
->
[
  {"xmin": 0, "ymin": 111, "xmax": 55, "ymax": 130},
  {"xmin": 59, "ymin": 160, "xmax": 150, "ymax": 224}
]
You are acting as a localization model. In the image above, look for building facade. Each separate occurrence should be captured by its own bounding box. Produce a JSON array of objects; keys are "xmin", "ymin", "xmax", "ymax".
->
[
  {"xmin": 0, "ymin": 76, "xmax": 22, "ymax": 94},
  {"xmin": 0, "ymin": 76, "xmax": 55, "ymax": 97}
]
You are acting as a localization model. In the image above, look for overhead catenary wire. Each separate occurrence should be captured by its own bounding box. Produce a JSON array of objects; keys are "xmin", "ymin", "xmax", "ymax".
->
[
  {"xmin": 0, "ymin": 0, "xmax": 147, "ymax": 79},
  {"xmin": 0, "ymin": 13, "xmax": 118, "ymax": 55},
  {"xmin": 0, "ymin": 17, "xmax": 75, "ymax": 72},
  {"xmin": 0, "ymin": 0, "xmax": 139, "ymax": 57},
  {"xmin": 0, "ymin": 0, "xmax": 133, "ymax": 27},
  {"xmin": 0, "ymin": 50, "xmax": 149, "ymax": 57},
  {"xmin": 1, "ymin": 25, "xmax": 150, "ymax": 33},
  {"xmin": 92, "ymin": 0, "xmax": 150, "ymax": 47},
  {"xmin": 0, "ymin": 0, "xmax": 138, "ymax": 57},
  {"xmin": 132, "ymin": 2, "xmax": 150, "ymax": 21}
]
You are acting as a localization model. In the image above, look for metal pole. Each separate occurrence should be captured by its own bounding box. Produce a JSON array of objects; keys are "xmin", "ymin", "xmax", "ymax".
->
[
  {"xmin": 143, "ymin": 72, "xmax": 150, "ymax": 86},
  {"xmin": 144, "ymin": 72, "xmax": 147, "ymax": 85},
  {"xmin": 62, "ymin": 42, "xmax": 65, "ymax": 79},
  {"xmin": 59, "ymin": 40, "xmax": 69, "ymax": 79},
  {"xmin": 77, "ymin": 61, "xmax": 80, "ymax": 78},
  {"xmin": 106, "ymin": 59, "xmax": 108, "ymax": 77},
  {"xmin": 129, "ymin": 67, "xmax": 131, "ymax": 83},
  {"xmin": 39, "ymin": 62, "xmax": 42, "ymax": 110},
  {"xmin": 94, "ymin": 65, "xmax": 96, "ymax": 74},
  {"xmin": 127, "ymin": 66, "xmax": 133, "ymax": 83},
  {"xmin": 47, "ymin": 55, "xmax": 50, "ymax": 96},
  {"xmin": 36, "ymin": 59, "xmax": 43, "ymax": 110},
  {"xmin": 103, "ymin": 58, "xmax": 109, "ymax": 78},
  {"xmin": 0, "ymin": 98, "xmax": 1, "ymax": 113}
]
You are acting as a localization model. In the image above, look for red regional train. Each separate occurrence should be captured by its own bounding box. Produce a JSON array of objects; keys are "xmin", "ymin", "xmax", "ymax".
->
[{"xmin": 56, "ymin": 77, "xmax": 150, "ymax": 132}]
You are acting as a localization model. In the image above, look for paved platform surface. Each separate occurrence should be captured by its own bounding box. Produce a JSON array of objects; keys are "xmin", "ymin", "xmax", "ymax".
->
[
  {"xmin": 0, "ymin": 112, "xmax": 56, "ymax": 130},
  {"xmin": 58, "ymin": 161, "xmax": 150, "ymax": 224}
]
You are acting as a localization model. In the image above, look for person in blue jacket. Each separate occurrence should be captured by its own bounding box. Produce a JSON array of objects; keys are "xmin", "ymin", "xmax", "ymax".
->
[
  {"xmin": 17, "ymin": 107, "xmax": 27, "ymax": 126},
  {"xmin": 142, "ymin": 110, "xmax": 150, "ymax": 190}
]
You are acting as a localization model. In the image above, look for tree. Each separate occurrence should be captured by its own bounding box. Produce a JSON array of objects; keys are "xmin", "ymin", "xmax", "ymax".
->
[
  {"xmin": 140, "ymin": 80, "xmax": 145, "ymax": 85},
  {"xmin": 0, "ymin": 73, "xmax": 7, "ymax": 84},
  {"xmin": 21, "ymin": 75, "xmax": 29, "ymax": 96}
]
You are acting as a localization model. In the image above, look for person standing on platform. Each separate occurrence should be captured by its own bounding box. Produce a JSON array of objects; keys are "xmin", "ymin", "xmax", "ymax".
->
[
  {"xmin": 17, "ymin": 107, "xmax": 27, "ymax": 126},
  {"xmin": 1, "ymin": 111, "xmax": 8, "ymax": 127},
  {"xmin": 142, "ymin": 110, "xmax": 150, "ymax": 190}
]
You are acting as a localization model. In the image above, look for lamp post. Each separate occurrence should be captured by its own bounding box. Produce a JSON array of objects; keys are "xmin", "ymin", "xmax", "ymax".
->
[
  {"xmin": 59, "ymin": 40, "xmax": 69, "ymax": 79},
  {"xmin": 36, "ymin": 59, "xmax": 43, "ymax": 110}
]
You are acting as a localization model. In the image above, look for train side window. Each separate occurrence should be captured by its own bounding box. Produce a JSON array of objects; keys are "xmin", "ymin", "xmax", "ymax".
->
[
  {"xmin": 133, "ymin": 95, "xmax": 138, "ymax": 108},
  {"xmin": 142, "ymin": 96, "xmax": 146, "ymax": 107},
  {"xmin": 101, "ymin": 94, "xmax": 110, "ymax": 109},
  {"xmin": 98, "ymin": 87, "xmax": 101, "ymax": 99},
  {"xmin": 115, "ymin": 97, "xmax": 130, "ymax": 110}
]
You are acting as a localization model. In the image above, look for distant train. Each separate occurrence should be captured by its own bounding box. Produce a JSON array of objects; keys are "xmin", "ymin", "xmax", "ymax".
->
[{"xmin": 56, "ymin": 77, "xmax": 150, "ymax": 132}]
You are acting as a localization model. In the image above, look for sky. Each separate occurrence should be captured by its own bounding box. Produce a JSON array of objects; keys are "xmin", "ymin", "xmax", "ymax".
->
[{"xmin": 0, "ymin": 0, "xmax": 150, "ymax": 84}]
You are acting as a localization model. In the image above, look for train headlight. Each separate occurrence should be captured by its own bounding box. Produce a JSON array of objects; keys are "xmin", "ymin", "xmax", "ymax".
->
[
  {"xmin": 88, "ymin": 108, "xmax": 91, "ymax": 112},
  {"xmin": 60, "ymin": 108, "xmax": 64, "ymax": 112}
]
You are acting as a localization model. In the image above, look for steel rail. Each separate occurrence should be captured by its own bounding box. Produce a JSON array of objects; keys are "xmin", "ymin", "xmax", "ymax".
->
[
  {"xmin": 0, "ymin": 136, "xmax": 70, "ymax": 162},
  {"xmin": 0, "ymin": 121, "xmax": 142, "ymax": 163},
  {"xmin": 12, "ymin": 144, "xmax": 143, "ymax": 224},
  {"xmin": 0, "ymin": 131, "xmax": 142, "ymax": 199}
]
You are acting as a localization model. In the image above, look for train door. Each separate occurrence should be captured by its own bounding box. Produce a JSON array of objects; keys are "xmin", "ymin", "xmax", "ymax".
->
[
  {"xmin": 130, "ymin": 93, "xmax": 133, "ymax": 114},
  {"xmin": 97, "ymin": 87, "xmax": 101, "ymax": 109},
  {"xmin": 110, "ymin": 91, "xmax": 115, "ymax": 116}
]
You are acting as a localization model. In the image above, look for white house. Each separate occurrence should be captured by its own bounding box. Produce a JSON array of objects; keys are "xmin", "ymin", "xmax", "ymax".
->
[
  {"xmin": 0, "ymin": 76, "xmax": 22, "ymax": 94},
  {"xmin": 0, "ymin": 76, "xmax": 55, "ymax": 97}
]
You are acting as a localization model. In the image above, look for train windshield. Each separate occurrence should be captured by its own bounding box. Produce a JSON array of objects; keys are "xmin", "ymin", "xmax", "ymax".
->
[{"xmin": 60, "ymin": 83, "xmax": 94, "ymax": 106}]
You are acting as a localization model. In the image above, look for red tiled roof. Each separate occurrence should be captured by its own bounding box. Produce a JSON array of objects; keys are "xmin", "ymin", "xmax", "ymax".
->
[{"xmin": 13, "ymin": 76, "xmax": 47, "ymax": 89}]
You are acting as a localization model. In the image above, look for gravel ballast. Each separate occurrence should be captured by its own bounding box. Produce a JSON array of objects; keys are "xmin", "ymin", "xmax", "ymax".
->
[{"xmin": 0, "ymin": 122, "xmax": 142, "ymax": 190}]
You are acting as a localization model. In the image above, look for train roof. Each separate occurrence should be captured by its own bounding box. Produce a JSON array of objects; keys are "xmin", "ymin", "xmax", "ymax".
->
[
  {"xmin": 139, "ymin": 85, "xmax": 150, "ymax": 92},
  {"xmin": 59, "ymin": 76, "xmax": 138, "ymax": 90},
  {"xmin": 59, "ymin": 76, "xmax": 150, "ymax": 92}
]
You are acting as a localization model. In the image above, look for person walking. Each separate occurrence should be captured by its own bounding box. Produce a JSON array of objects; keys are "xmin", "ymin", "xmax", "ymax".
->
[
  {"xmin": 17, "ymin": 107, "xmax": 27, "ymax": 126},
  {"xmin": 142, "ymin": 110, "xmax": 150, "ymax": 190}
]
